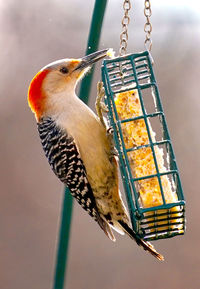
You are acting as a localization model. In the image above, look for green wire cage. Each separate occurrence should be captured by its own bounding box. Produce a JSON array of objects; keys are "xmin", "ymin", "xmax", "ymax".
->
[{"xmin": 101, "ymin": 50, "xmax": 185, "ymax": 241}]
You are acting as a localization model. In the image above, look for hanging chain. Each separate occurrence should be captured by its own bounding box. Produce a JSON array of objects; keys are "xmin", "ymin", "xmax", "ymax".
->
[
  {"xmin": 144, "ymin": 0, "xmax": 152, "ymax": 52},
  {"xmin": 119, "ymin": 0, "xmax": 131, "ymax": 56}
]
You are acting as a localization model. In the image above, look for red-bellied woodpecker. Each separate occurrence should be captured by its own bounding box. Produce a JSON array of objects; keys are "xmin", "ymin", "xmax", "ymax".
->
[{"xmin": 28, "ymin": 49, "xmax": 163, "ymax": 260}]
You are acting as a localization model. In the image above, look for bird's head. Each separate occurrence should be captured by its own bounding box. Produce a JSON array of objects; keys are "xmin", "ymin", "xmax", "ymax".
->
[{"xmin": 28, "ymin": 49, "xmax": 110, "ymax": 121}]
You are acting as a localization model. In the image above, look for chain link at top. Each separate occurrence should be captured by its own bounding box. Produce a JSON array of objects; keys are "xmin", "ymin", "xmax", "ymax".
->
[
  {"xmin": 144, "ymin": 0, "xmax": 152, "ymax": 52},
  {"xmin": 119, "ymin": 0, "xmax": 131, "ymax": 56}
]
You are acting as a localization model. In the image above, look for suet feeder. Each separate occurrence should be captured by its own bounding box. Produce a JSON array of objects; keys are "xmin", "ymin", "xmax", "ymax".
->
[{"xmin": 101, "ymin": 50, "xmax": 185, "ymax": 241}]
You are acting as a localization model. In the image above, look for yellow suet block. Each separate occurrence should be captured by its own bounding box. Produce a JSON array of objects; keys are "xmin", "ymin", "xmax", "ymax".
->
[{"xmin": 115, "ymin": 89, "xmax": 182, "ymax": 232}]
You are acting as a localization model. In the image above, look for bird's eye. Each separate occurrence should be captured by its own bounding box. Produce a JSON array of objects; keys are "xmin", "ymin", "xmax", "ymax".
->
[{"xmin": 60, "ymin": 67, "xmax": 69, "ymax": 74}]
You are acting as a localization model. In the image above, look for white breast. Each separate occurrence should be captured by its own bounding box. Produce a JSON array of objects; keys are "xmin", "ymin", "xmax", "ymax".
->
[{"xmin": 53, "ymin": 93, "xmax": 112, "ymax": 185}]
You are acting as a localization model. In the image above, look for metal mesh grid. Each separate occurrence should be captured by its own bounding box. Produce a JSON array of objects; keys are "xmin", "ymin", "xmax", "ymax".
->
[{"xmin": 101, "ymin": 51, "xmax": 185, "ymax": 241}]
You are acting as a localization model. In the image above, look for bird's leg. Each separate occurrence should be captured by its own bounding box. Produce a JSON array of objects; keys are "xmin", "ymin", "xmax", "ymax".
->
[
  {"xmin": 96, "ymin": 82, "xmax": 108, "ymax": 128},
  {"xmin": 96, "ymin": 82, "xmax": 118, "ymax": 159},
  {"xmin": 106, "ymin": 127, "xmax": 118, "ymax": 159}
]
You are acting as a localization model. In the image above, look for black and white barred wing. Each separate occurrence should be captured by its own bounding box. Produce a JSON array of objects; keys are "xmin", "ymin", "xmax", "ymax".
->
[{"xmin": 37, "ymin": 117, "xmax": 115, "ymax": 241}]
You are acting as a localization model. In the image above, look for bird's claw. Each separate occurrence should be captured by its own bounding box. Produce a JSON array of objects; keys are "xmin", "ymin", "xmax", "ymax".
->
[{"xmin": 106, "ymin": 127, "xmax": 114, "ymax": 135}]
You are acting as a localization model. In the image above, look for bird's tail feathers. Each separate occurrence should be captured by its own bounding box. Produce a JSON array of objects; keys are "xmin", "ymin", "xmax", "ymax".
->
[
  {"xmin": 118, "ymin": 220, "xmax": 164, "ymax": 261},
  {"xmin": 97, "ymin": 214, "xmax": 116, "ymax": 242}
]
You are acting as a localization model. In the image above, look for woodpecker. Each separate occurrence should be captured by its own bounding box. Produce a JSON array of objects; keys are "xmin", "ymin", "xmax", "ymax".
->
[{"xmin": 28, "ymin": 49, "xmax": 163, "ymax": 261}]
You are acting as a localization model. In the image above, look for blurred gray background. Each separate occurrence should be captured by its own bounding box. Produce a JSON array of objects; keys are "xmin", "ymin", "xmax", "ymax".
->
[{"xmin": 0, "ymin": 0, "xmax": 199, "ymax": 288}]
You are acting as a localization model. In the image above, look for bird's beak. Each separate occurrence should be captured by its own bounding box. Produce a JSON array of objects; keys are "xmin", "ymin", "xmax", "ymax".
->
[{"xmin": 75, "ymin": 49, "xmax": 109, "ymax": 71}]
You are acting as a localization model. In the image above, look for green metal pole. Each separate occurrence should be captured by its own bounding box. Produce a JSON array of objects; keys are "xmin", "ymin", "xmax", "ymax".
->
[
  {"xmin": 53, "ymin": 190, "xmax": 73, "ymax": 289},
  {"xmin": 53, "ymin": 1, "xmax": 108, "ymax": 289}
]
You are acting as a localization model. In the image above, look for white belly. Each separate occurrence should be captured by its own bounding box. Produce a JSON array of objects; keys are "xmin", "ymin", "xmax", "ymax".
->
[{"xmin": 55, "ymin": 96, "xmax": 112, "ymax": 185}]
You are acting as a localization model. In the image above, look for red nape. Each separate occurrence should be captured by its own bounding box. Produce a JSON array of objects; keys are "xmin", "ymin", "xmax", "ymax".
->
[{"xmin": 28, "ymin": 69, "xmax": 49, "ymax": 118}]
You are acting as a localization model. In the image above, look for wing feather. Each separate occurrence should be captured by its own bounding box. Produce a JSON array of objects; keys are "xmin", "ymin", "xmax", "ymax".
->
[{"xmin": 38, "ymin": 117, "xmax": 115, "ymax": 241}]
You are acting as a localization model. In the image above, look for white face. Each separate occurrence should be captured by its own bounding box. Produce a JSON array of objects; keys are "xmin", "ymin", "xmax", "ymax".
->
[
  {"xmin": 42, "ymin": 58, "xmax": 90, "ymax": 95},
  {"xmin": 35, "ymin": 58, "xmax": 91, "ymax": 118}
]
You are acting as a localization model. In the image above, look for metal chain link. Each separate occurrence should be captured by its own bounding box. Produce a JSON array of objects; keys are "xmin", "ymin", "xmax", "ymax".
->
[
  {"xmin": 119, "ymin": 0, "xmax": 131, "ymax": 56},
  {"xmin": 144, "ymin": 0, "xmax": 152, "ymax": 52}
]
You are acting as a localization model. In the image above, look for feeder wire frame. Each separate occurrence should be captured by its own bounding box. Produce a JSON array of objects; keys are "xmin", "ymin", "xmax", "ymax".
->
[{"xmin": 101, "ymin": 50, "xmax": 185, "ymax": 241}]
